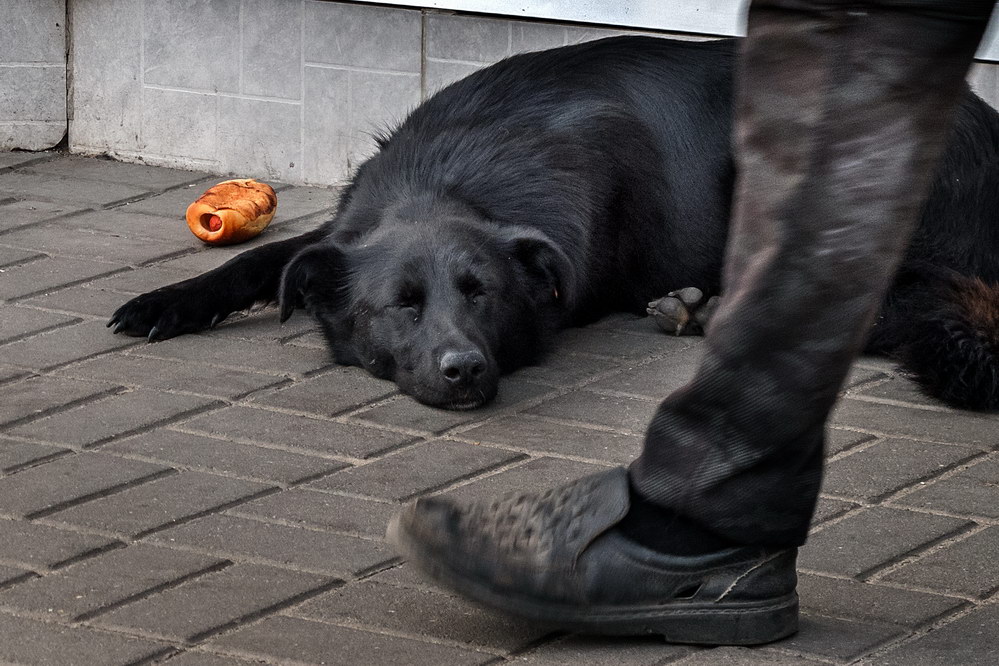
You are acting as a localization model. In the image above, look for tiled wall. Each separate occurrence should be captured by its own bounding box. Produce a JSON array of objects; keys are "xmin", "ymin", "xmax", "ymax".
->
[
  {"xmin": 67, "ymin": 0, "xmax": 999, "ymax": 186},
  {"xmin": 1, "ymin": 0, "xmax": 67, "ymax": 150}
]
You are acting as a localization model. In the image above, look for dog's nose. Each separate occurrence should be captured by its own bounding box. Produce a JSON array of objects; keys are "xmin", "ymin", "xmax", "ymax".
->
[{"xmin": 440, "ymin": 350, "xmax": 486, "ymax": 384}]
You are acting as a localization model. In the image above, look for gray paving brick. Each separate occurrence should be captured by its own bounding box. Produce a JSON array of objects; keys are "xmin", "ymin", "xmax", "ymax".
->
[
  {"xmin": 513, "ymin": 635, "xmax": 692, "ymax": 665},
  {"xmin": 446, "ymin": 456, "xmax": 608, "ymax": 502},
  {"xmin": 104, "ymin": 429, "xmax": 346, "ymax": 485},
  {"xmin": 0, "ymin": 256, "xmax": 125, "ymax": 301},
  {"xmin": 0, "ymin": 375, "xmax": 118, "ymax": 428},
  {"xmin": 0, "ymin": 363, "xmax": 26, "ymax": 383},
  {"xmin": 210, "ymin": 308, "xmax": 317, "ymax": 342},
  {"xmin": 116, "ymin": 178, "xmax": 215, "ymax": 218},
  {"xmin": 799, "ymin": 507, "xmax": 971, "ymax": 578},
  {"xmin": 873, "ymin": 604, "xmax": 999, "ymax": 666},
  {"xmin": 7, "ymin": 389, "xmax": 219, "ymax": 448},
  {"xmin": 510, "ymin": 350, "xmax": 620, "ymax": 387},
  {"xmin": 0, "ymin": 519, "xmax": 116, "ymax": 570},
  {"xmin": 894, "ymin": 456, "xmax": 999, "ymax": 519},
  {"xmin": 133, "ymin": 335, "xmax": 331, "ymax": 376},
  {"xmin": 58, "ymin": 353, "xmax": 287, "ymax": 399},
  {"xmin": 854, "ymin": 374, "xmax": 942, "ymax": 407},
  {"xmin": 528, "ymin": 390, "xmax": 657, "ymax": 433},
  {"xmin": 0, "ymin": 305, "xmax": 78, "ymax": 344},
  {"xmin": 670, "ymin": 647, "xmax": 822, "ymax": 665},
  {"xmin": 292, "ymin": 579, "xmax": 547, "ymax": 651},
  {"xmin": 882, "ymin": 527, "xmax": 999, "ymax": 598},
  {"xmin": 0, "ymin": 170, "xmax": 152, "ymax": 206},
  {"xmin": 45, "ymin": 471, "xmax": 273, "ymax": 537},
  {"xmin": 267, "ymin": 185, "xmax": 340, "ymax": 223},
  {"xmin": 0, "ymin": 543, "xmax": 224, "ymax": 620},
  {"xmin": 207, "ymin": 615, "xmax": 487, "ymax": 666},
  {"xmin": 827, "ymin": 427, "xmax": 875, "ymax": 455},
  {"xmin": 831, "ymin": 398, "xmax": 999, "ymax": 448},
  {"xmin": 0, "ymin": 198, "xmax": 90, "ymax": 231},
  {"xmin": 822, "ymin": 439, "xmax": 974, "ymax": 501},
  {"xmin": 1, "ymin": 220, "xmax": 194, "ymax": 266},
  {"xmin": 0, "ymin": 152, "xmax": 55, "ymax": 170},
  {"xmin": 0, "ymin": 320, "xmax": 140, "ymax": 371},
  {"xmin": 251, "ymin": 366, "xmax": 395, "ymax": 417},
  {"xmin": 22, "ymin": 285, "xmax": 137, "ymax": 318},
  {"xmin": 557, "ymin": 327, "xmax": 684, "ymax": 360},
  {"xmin": 460, "ymin": 414, "xmax": 643, "ymax": 464},
  {"xmin": 781, "ymin": 614, "xmax": 903, "ymax": 662},
  {"xmin": 0, "ymin": 563, "xmax": 33, "ymax": 587},
  {"xmin": 0, "ymin": 437, "xmax": 68, "ymax": 473},
  {"xmin": 92, "ymin": 563, "xmax": 333, "ymax": 642},
  {"xmin": 25, "ymin": 155, "xmax": 203, "ymax": 190},
  {"xmin": 0, "ymin": 612, "xmax": 170, "ymax": 665},
  {"xmin": 230, "ymin": 489, "xmax": 395, "ymax": 540},
  {"xmin": 811, "ymin": 497, "xmax": 859, "ymax": 525},
  {"xmin": 180, "ymin": 406, "xmax": 411, "ymax": 459},
  {"xmin": 310, "ymin": 440, "xmax": 523, "ymax": 501},
  {"xmin": 49, "ymin": 207, "xmax": 197, "ymax": 244},
  {"xmin": 155, "ymin": 652, "xmax": 262, "ymax": 666},
  {"xmin": 147, "ymin": 514, "xmax": 393, "ymax": 576},
  {"xmin": 0, "ymin": 245, "xmax": 44, "ymax": 267},
  {"xmin": 89, "ymin": 265, "xmax": 191, "ymax": 295},
  {"xmin": 585, "ymin": 345, "xmax": 702, "ymax": 398},
  {"xmin": 0, "ymin": 452, "xmax": 169, "ymax": 518},
  {"xmin": 355, "ymin": 380, "xmax": 552, "ymax": 434},
  {"xmin": 797, "ymin": 573, "xmax": 964, "ymax": 627}
]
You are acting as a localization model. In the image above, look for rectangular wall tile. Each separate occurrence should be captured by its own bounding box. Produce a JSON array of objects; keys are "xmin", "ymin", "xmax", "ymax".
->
[
  {"xmin": 216, "ymin": 95, "xmax": 302, "ymax": 181},
  {"xmin": 305, "ymin": 2, "xmax": 420, "ymax": 72},
  {"xmin": 143, "ymin": 0, "xmax": 240, "ymax": 92},
  {"xmin": 425, "ymin": 13, "xmax": 511, "ymax": 63},
  {"xmin": 70, "ymin": 0, "xmax": 142, "ymax": 152},
  {"xmin": 141, "ymin": 88, "xmax": 217, "ymax": 161},
  {"xmin": 0, "ymin": 0, "xmax": 65, "ymax": 62},
  {"xmin": 0, "ymin": 67, "xmax": 66, "ymax": 122},
  {"xmin": 242, "ymin": 0, "xmax": 302, "ymax": 99},
  {"xmin": 303, "ymin": 65, "xmax": 349, "ymax": 184}
]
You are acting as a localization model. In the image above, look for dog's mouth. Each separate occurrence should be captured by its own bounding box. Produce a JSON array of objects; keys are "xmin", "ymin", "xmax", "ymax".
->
[{"xmin": 444, "ymin": 397, "xmax": 488, "ymax": 411}]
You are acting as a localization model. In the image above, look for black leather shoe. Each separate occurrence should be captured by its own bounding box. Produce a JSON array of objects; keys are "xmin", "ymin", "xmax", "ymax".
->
[{"xmin": 387, "ymin": 467, "xmax": 798, "ymax": 645}]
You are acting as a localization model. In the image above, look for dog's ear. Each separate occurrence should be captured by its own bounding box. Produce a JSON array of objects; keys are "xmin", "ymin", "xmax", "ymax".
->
[
  {"xmin": 279, "ymin": 244, "xmax": 350, "ymax": 322},
  {"xmin": 504, "ymin": 228, "xmax": 575, "ymax": 303}
]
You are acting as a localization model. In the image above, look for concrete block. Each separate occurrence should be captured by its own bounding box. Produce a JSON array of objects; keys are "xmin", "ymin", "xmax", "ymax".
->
[
  {"xmin": 511, "ymin": 21, "xmax": 569, "ymax": 54},
  {"xmin": 348, "ymin": 69, "xmax": 421, "ymax": 161},
  {"xmin": 305, "ymin": 2, "xmax": 421, "ymax": 72},
  {"xmin": 302, "ymin": 65, "xmax": 350, "ymax": 184},
  {"xmin": 423, "ymin": 59, "xmax": 483, "ymax": 97},
  {"xmin": 143, "ymin": 0, "xmax": 240, "ymax": 92},
  {"xmin": 141, "ymin": 88, "xmax": 218, "ymax": 161},
  {"xmin": 242, "ymin": 0, "xmax": 302, "ymax": 99},
  {"xmin": 217, "ymin": 95, "xmax": 301, "ymax": 181},
  {"xmin": 0, "ymin": 67, "xmax": 65, "ymax": 122},
  {"xmin": 70, "ymin": 0, "xmax": 143, "ymax": 152},
  {"xmin": 425, "ymin": 13, "xmax": 510, "ymax": 63},
  {"xmin": 0, "ymin": 122, "xmax": 66, "ymax": 151},
  {"xmin": 0, "ymin": 0, "xmax": 65, "ymax": 63}
]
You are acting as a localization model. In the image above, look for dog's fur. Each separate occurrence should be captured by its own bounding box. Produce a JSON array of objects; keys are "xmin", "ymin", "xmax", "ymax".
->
[{"xmin": 110, "ymin": 36, "xmax": 999, "ymax": 411}]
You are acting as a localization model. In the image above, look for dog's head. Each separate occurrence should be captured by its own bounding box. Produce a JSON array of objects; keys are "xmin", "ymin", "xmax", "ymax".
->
[{"xmin": 279, "ymin": 215, "xmax": 572, "ymax": 410}]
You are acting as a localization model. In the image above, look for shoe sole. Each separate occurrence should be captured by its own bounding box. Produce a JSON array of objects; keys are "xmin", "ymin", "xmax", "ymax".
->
[{"xmin": 388, "ymin": 513, "xmax": 798, "ymax": 646}]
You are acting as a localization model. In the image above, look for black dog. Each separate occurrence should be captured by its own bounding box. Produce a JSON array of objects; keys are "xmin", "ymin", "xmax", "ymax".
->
[{"xmin": 109, "ymin": 36, "xmax": 999, "ymax": 411}]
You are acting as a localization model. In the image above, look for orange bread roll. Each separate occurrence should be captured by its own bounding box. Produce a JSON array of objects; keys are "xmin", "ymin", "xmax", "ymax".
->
[{"xmin": 185, "ymin": 179, "xmax": 277, "ymax": 245}]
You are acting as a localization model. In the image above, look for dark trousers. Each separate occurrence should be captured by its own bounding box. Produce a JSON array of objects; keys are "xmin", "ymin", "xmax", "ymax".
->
[{"xmin": 631, "ymin": 0, "xmax": 995, "ymax": 547}]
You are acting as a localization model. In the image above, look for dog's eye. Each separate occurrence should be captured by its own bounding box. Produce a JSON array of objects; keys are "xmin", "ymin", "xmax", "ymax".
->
[
  {"xmin": 395, "ymin": 288, "xmax": 423, "ymax": 312},
  {"xmin": 468, "ymin": 291, "xmax": 487, "ymax": 306}
]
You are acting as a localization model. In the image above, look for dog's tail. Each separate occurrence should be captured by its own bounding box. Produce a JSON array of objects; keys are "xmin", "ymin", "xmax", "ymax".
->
[{"xmin": 874, "ymin": 267, "xmax": 999, "ymax": 411}]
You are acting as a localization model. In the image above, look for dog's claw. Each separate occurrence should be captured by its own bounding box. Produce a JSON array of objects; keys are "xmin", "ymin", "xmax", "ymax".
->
[
  {"xmin": 113, "ymin": 321, "xmax": 127, "ymax": 334},
  {"xmin": 147, "ymin": 326, "xmax": 161, "ymax": 342},
  {"xmin": 209, "ymin": 314, "xmax": 223, "ymax": 329}
]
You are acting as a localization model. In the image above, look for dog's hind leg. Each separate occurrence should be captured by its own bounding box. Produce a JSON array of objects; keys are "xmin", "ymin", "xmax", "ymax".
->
[
  {"xmin": 868, "ymin": 269, "xmax": 999, "ymax": 411},
  {"xmin": 108, "ymin": 229, "xmax": 325, "ymax": 341},
  {"xmin": 647, "ymin": 287, "xmax": 721, "ymax": 336}
]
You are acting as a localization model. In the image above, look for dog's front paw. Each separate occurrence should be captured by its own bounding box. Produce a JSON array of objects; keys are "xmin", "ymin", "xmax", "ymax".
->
[
  {"xmin": 647, "ymin": 287, "xmax": 720, "ymax": 336},
  {"xmin": 108, "ymin": 285, "xmax": 229, "ymax": 341}
]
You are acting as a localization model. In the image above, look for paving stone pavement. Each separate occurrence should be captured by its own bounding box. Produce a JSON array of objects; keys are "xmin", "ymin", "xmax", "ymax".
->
[{"xmin": 1, "ymin": 152, "xmax": 998, "ymax": 665}]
